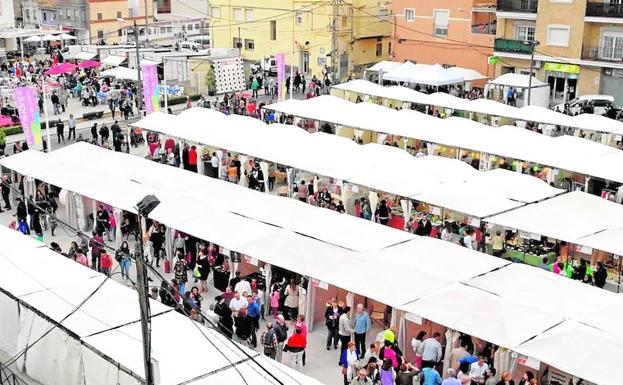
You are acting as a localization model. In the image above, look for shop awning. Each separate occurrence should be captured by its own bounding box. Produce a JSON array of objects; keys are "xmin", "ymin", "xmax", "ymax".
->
[
  {"xmin": 101, "ymin": 55, "xmax": 127, "ymax": 66},
  {"xmin": 100, "ymin": 66, "xmax": 139, "ymax": 81}
]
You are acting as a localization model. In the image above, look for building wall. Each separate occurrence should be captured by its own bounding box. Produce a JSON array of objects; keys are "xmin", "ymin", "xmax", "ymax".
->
[
  {"xmin": 87, "ymin": 0, "xmax": 154, "ymax": 44},
  {"xmin": 534, "ymin": 0, "xmax": 587, "ymax": 60},
  {"xmin": 577, "ymin": 65, "xmax": 600, "ymax": 95},
  {"xmin": 390, "ymin": 0, "xmax": 494, "ymax": 78},
  {"xmin": 0, "ymin": 0, "xmax": 16, "ymax": 29},
  {"xmin": 209, "ymin": 0, "xmax": 389, "ymax": 80}
]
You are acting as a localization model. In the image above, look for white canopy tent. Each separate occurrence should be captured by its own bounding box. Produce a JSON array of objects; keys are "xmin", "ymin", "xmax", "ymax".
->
[
  {"xmin": 2, "ymin": 146, "xmax": 622, "ymax": 385},
  {"xmin": 488, "ymin": 73, "xmax": 549, "ymax": 89},
  {"xmin": 486, "ymin": 191, "xmax": 623, "ymax": 255},
  {"xmin": 101, "ymin": 55, "xmax": 127, "ymax": 66},
  {"xmin": 382, "ymin": 62, "xmax": 464, "ymax": 86},
  {"xmin": 266, "ymin": 95, "xmax": 623, "ymax": 183},
  {"xmin": 333, "ymin": 80, "xmax": 623, "ymax": 134},
  {"xmin": 0, "ymin": 226, "xmax": 324, "ymax": 385},
  {"xmin": 366, "ymin": 60, "xmax": 403, "ymax": 73},
  {"xmin": 100, "ymin": 66, "xmax": 139, "ymax": 81},
  {"xmin": 73, "ymin": 51, "xmax": 97, "ymax": 60},
  {"xmin": 24, "ymin": 35, "xmax": 43, "ymax": 43},
  {"xmin": 445, "ymin": 66, "xmax": 488, "ymax": 82},
  {"xmin": 42, "ymin": 34, "xmax": 60, "ymax": 41}
]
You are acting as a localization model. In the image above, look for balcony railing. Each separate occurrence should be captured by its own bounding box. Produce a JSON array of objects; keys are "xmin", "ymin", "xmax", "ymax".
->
[
  {"xmin": 497, "ymin": 0, "xmax": 538, "ymax": 13},
  {"xmin": 494, "ymin": 38, "xmax": 532, "ymax": 54},
  {"xmin": 586, "ymin": 1, "xmax": 623, "ymax": 18},
  {"xmin": 582, "ymin": 45, "xmax": 623, "ymax": 62}
]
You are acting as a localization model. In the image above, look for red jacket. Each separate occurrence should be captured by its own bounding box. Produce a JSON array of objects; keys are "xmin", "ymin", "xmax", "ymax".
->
[
  {"xmin": 189, "ymin": 149, "xmax": 197, "ymax": 165},
  {"xmin": 100, "ymin": 253, "xmax": 112, "ymax": 269},
  {"xmin": 286, "ymin": 333, "xmax": 307, "ymax": 349}
]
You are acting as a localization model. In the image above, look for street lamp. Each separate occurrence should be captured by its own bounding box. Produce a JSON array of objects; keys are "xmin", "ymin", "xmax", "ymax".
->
[{"xmin": 524, "ymin": 40, "xmax": 540, "ymax": 106}]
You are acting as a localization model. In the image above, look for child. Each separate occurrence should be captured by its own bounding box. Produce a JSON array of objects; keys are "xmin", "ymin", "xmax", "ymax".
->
[
  {"xmin": 270, "ymin": 284, "xmax": 280, "ymax": 318},
  {"xmin": 100, "ymin": 249, "xmax": 112, "ymax": 277}
]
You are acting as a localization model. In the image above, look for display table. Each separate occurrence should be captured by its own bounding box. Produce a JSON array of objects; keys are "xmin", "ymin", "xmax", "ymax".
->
[{"xmin": 504, "ymin": 249, "xmax": 556, "ymax": 267}]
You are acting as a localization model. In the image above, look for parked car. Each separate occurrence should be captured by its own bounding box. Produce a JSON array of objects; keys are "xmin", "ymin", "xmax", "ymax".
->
[
  {"xmin": 250, "ymin": 57, "xmax": 277, "ymax": 76},
  {"xmin": 553, "ymin": 95, "xmax": 615, "ymax": 116}
]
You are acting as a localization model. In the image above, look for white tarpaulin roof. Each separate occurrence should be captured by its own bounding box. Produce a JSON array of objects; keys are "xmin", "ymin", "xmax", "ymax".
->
[
  {"xmin": 101, "ymin": 55, "xmax": 127, "ymax": 66},
  {"xmin": 133, "ymin": 108, "xmax": 562, "ymax": 217},
  {"xmin": 333, "ymin": 80, "xmax": 623, "ymax": 134},
  {"xmin": 366, "ymin": 60, "xmax": 403, "ymax": 72},
  {"xmin": 383, "ymin": 62, "xmax": 464, "ymax": 86},
  {"xmin": 0, "ymin": 226, "xmax": 324, "ymax": 385},
  {"xmin": 2, "ymin": 147, "xmax": 623, "ymax": 384},
  {"xmin": 488, "ymin": 73, "xmax": 549, "ymax": 88},
  {"xmin": 100, "ymin": 66, "xmax": 138, "ymax": 81},
  {"xmin": 486, "ymin": 191, "xmax": 623, "ymax": 254},
  {"xmin": 73, "ymin": 51, "xmax": 97, "ymax": 60},
  {"xmin": 445, "ymin": 66, "xmax": 488, "ymax": 81},
  {"xmin": 266, "ymin": 96, "xmax": 623, "ymax": 183}
]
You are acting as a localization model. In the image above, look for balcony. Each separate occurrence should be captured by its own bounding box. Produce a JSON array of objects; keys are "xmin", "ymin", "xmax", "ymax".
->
[
  {"xmin": 582, "ymin": 45, "xmax": 623, "ymax": 62},
  {"xmin": 586, "ymin": 2, "xmax": 623, "ymax": 18},
  {"xmin": 494, "ymin": 38, "xmax": 532, "ymax": 54},
  {"xmin": 497, "ymin": 0, "xmax": 538, "ymax": 13}
]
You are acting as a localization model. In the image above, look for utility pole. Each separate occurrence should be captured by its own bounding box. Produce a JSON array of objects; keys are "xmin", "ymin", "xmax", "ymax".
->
[
  {"xmin": 144, "ymin": 0, "xmax": 149, "ymax": 44},
  {"xmin": 331, "ymin": 0, "xmax": 339, "ymax": 83},
  {"xmin": 526, "ymin": 40, "xmax": 539, "ymax": 106},
  {"xmin": 134, "ymin": 19, "xmax": 144, "ymax": 117}
]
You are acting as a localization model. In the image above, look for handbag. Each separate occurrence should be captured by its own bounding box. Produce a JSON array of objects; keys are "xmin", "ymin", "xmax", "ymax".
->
[{"xmin": 193, "ymin": 266, "xmax": 201, "ymax": 278}]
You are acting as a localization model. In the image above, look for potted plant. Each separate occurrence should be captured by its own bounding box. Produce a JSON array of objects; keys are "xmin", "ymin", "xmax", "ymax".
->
[
  {"xmin": 0, "ymin": 129, "xmax": 6, "ymax": 154},
  {"xmin": 204, "ymin": 66, "xmax": 216, "ymax": 96}
]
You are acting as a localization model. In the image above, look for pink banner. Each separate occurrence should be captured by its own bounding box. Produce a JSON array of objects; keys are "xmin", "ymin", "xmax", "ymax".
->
[
  {"xmin": 141, "ymin": 64, "xmax": 160, "ymax": 114},
  {"xmin": 276, "ymin": 53, "xmax": 285, "ymax": 101},
  {"xmin": 13, "ymin": 87, "xmax": 42, "ymax": 149}
]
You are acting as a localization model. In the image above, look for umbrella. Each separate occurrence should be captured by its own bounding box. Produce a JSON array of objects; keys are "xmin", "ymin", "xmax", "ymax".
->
[
  {"xmin": 24, "ymin": 35, "xmax": 43, "ymax": 43},
  {"xmin": 44, "ymin": 62, "xmax": 77, "ymax": 75},
  {"xmin": 78, "ymin": 60, "xmax": 101, "ymax": 69},
  {"xmin": 42, "ymin": 34, "xmax": 60, "ymax": 41},
  {"xmin": 59, "ymin": 33, "xmax": 76, "ymax": 41}
]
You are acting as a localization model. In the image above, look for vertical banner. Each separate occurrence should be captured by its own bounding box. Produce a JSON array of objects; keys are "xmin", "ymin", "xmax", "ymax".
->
[
  {"xmin": 276, "ymin": 53, "xmax": 285, "ymax": 101},
  {"xmin": 141, "ymin": 64, "xmax": 160, "ymax": 114},
  {"xmin": 13, "ymin": 87, "xmax": 42, "ymax": 149}
]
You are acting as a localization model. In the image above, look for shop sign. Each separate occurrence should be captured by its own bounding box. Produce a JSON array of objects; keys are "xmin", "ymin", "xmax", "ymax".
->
[
  {"xmin": 430, "ymin": 206, "xmax": 441, "ymax": 216},
  {"xmin": 519, "ymin": 230, "xmax": 531, "ymax": 239},
  {"xmin": 543, "ymin": 62, "xmax": 580, "ymax": 74},
  {"xmin": 243, "ymin": 255, "xmax": 258, "ymax": 266},
  {"xmin": 405, "ymin": 313, "xmax": 423, "ymax": 325},
  {"xmin": 574, "ymin": 245, "xmax": 593, "ymax": 255},
  {"xmin": 530, "ymin": 233, "xmax": 541, "ymax": 241},
  {"xmin": 311, "ymin": 279, "xmax": 329, "ymax": 290},
  {"xmin": 469, "ymin": 217, "xmax": 481, "ymax": 228},
  {"xmin": 517, "ymin": 355, "xmax": 541, "ymax": 370}
]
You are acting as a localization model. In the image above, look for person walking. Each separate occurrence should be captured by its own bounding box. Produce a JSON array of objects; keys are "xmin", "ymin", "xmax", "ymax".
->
[
  {"xmin": 340, "ymin": 341, "xmax": 359, "ymax": 385},
  {"xmin": 1, "ymin": 175, "xmax": 11, "ymax": 210},
  {"xmin": 91, "ymin": 123, "xmax": 98, "ymax": 143},
  {"xmin": 173, "ymin": 251, "xmax": 188, "ymax": 295},
  {"xmin": 51, "ymin": 91, "xmax": 60, "ymax": 115},
  {"xmin": 118, "ymin": 241, "xmax": 131, "ymax": 279},
  {"xmin": 283, "ymin": 279, "xmax": 299, "ymax": 320},
  {"xmin": 261, "ymin": 322, "xmax": 279, "ymax": 360},
  {"xmin": 251, "ymin": 77, "xmax": 259, "ymax": 98},
  {"xmin": 89, "ymin": 231, "xmax": 104, "ymax": 272},
  {"xmin": 100, "ymin": 249, "xmax": 112, "ymax": 277},
  {"xmin": 246, "ymin": 294, "xmax": 261, "ymax": 348},
  {"xmin": 214, "ymin": 295, "xmax": 234, "ymax": 339},
  {"xmin": 67, "ymin": 114, "xmax": 76, "ymax": 140},
  {"xmin": 353, "ymin": 303, "xmax": 371, "ymax": 358}
]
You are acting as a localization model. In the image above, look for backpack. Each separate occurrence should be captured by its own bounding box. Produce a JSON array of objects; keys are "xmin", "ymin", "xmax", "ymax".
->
[
  {"xmin": 273, "ymin": 323, "xmax": 287, "ymax": 342},
  {"xmin": 263, "ymin": 330, "xmax": 275, "ymax": 347}
]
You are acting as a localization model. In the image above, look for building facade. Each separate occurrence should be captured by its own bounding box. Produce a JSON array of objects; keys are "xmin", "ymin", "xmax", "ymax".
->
[
  {"xmin": 86, "ymin": 0, "xmax": 155, "ymax": 44},
  {"xmin": 153, "ymin": 0, "xmax": 209, "ymax": 44},
  {"xmin": 390, "ymin": 0, "xmax": 497, "ymax": 79},
  {"xmin": 56, "ymin": 0, "xmax": 89, "ymax": 42},
  {"xmin": 495, "ymin": 0, "xmax": 623, "ymax": 105},
  {"xmin": 208, "ymin": 0, "xmax": 391, "ymax": 80}
]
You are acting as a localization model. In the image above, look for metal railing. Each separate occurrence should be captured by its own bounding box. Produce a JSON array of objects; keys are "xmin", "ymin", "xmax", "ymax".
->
[
  {"xmin": 582, "ymin": 45, "xmax": 623, "ymax": 62},
  {"xmin": 497, "ymin": 0, "xmax": 538, "ymax": 13},
  {"xmin": 586, "ymin": 1, "xmax": 623, "ymax": 18},
  {"xmin": 494, "ymin": 38, "xmax": 532, "ymax": 54}
]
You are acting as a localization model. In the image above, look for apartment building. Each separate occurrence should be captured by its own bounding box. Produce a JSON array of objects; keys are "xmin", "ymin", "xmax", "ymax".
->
[
  {"xmin": 153, "ymin": 0, "xmax": 209, "ymax": 45},
  {"xmin": 87, "ymin": 0, "xmax": 155, "ymax": 44},
  {"xmin": 391, "ymin": 0, "xmax": 497, "ymax": 79},
  {"xmin": 208, "ymin": 0, "xmax": 391, "ymax": 80},
  {"xmin": 495, "ymin": 0, "xmax": 623, "ymax": 105}
]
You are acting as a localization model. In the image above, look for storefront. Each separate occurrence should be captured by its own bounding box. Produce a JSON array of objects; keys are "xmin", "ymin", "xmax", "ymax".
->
[
  {"xmin": 600, "ymin": 67, "xmax": 623, "ymax": 106},
  {"xmin": 544, "ymin": 62, "xmax": 579, "ymax": 105}
]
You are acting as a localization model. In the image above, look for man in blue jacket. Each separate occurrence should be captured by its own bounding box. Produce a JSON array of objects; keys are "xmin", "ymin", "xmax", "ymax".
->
[{"xmin": 353, "ymin": 303, "xmax": 371, "ymax": 358}]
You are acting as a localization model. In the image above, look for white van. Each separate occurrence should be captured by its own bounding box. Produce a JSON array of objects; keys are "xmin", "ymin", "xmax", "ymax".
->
[
  {"xmin": 176, "ymin": 41, "xmax": 209, "ymax": 53},
  {"xmin": 553, "ymin": 95, "xmax": 615, "ymax": 115}
]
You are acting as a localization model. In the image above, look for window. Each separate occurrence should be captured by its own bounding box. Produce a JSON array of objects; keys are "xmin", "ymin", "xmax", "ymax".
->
[
  {"xmin": 74, "ymin": 9, "xmax": 78, "ymax": 20},
  {"xmin": 245, "ymin": 38, "xmax": 255, "ymax": 50},
  {"xmin": 233, "ymin": 8, "xmax": 242, "ymax": 22},
  {"xmin": 43, "ymin": 12, "xmax": 47, "ymax": 21},
  {"xmin": 270, "ymin": 20, "xmax": 277, "ymax": 40},
  {"xmin": 245, "ymin": 9, "xmax": 254, "ymax": 22},
  {"xmin": 296, "ymin": 11, "xmax": 304, "ymax": 25},
  {"xmin": 433, "ymin": 10, "xmax": 449, "ymax": 37},
  {"xmin": 25, "ymin": 9, "xmax": 30, "ymax": 20},
  {"xmin": 67, "ymin": 9, "xmax": 71, "ymax": 20},
  {"xmin": 375, "ymin": 37, "xmax": 383, "ymax": 57},
  {"xmin": 515, "ymin": 24, "xmax": 535, "ymax": 42},
  {"xmin": 405, "ymin": 8, "xmax": 415, "ymax": 22},
  {"xmin": 188, "ymin": 24, "xmax": 193, "ymax": 31},
  {"xmin": 378, "ymin": 8, "xmax": 389, "ymax": 21},
  {"xmin": 97, "ymin": 12, "xmax": 103, "ymax": 21},
  {"xmin": 195, "ymin": 23, "xmax": 200, "ymax": 29},
  {"xmin": 211, "ymin": 6, "xmax": 220, "ymax": 19},
  {"xmin": 97, "ymin": 30, "xmax": 104, "ymax": 39},
  {"xmin": 233, "ymin": 37, "xmax": 241, "ymax": 48},
  {"xmin": 117, "ymin": 11, "xmax": 122, "ymax": 18},
  {"xmin": 81, "ymin": 10, "xmax": 85, "ymax": 21},
  {"xmin": 342, "ymin": 16, "xmax": 348, "ymax": 27},
  {"xmin": 547, "ymin": 25, "xmax": 570, "ymax": 47},
  {"xmin": 388, "ymin": 41, "xmax": 392, "ymax": 55},
  {"xmin": 161, "ymin": 27, "xmax": 166, "ymax": 33},
  {"xmin": 601, "ymin": 33, "xmax": 623, "ymax": 60},
  {"xmin": 167, "ymin": 26, "xmax": 172, "ymax": 32}
]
